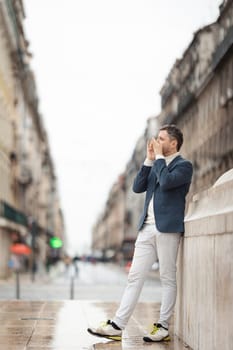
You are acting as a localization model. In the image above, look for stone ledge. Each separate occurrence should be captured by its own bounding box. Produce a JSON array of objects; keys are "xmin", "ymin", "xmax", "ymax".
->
[
  {"xmin": 185, "ymin": 211, "xmax": 233, "ymax": 236},
  {"xmin": 184, "ymin": 168, "xmax": 233, "ymax": 236}
]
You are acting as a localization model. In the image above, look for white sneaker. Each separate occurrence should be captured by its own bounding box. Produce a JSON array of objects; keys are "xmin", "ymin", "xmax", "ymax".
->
[
  {"xmin": 143, "ymin": 323, "xmax": 170, "ymax": 342},
  {"xmin": 87, "ymin": 320, "xmax": 122, "ymax": 341}
]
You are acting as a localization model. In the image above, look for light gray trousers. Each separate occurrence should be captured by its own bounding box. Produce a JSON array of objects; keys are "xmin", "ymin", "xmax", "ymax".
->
[{"xmin": 112, "ymin": 224, "xmax": 181, "ymax": 329}]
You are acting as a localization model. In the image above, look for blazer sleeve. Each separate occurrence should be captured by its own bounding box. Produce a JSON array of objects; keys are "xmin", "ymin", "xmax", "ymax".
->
[
  {"xmin": 132, "ymin": 165, "xmax": 152, "ymax": 193},
  {"xmin": 152, "ymin": 158, "xmax": 193, "ymax": 190}
]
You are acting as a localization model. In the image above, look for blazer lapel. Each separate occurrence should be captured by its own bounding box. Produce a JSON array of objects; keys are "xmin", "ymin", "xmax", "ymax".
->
[
  {"xmin": 154, "ymin": 155, "xmax": 182, "ymax": 187},
  {"xmin": 168, "ymin": 155, "xmax": 182, "ymax": 171}
]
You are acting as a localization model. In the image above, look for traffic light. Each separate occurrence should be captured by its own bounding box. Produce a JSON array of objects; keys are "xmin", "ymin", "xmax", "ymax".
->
[{"xmin": 49, "ymin": 237, "xmax": 63, "ymax": 249}]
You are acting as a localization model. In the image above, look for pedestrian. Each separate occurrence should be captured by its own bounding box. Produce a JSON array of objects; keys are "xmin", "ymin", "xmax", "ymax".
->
[{"xmin": 87, "ymin": 124, "xmax": 193, "ymax": 342}]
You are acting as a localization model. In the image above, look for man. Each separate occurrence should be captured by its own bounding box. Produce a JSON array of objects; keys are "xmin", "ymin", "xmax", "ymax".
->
[{"xmin": 88, "ymin": 124, "xmax": 193, "ymax": 342}]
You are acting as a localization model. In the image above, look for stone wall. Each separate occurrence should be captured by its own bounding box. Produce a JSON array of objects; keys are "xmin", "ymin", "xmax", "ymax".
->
[{"xmin": 175, "ymin": 168, "xmax": 233, "ymax": 350}]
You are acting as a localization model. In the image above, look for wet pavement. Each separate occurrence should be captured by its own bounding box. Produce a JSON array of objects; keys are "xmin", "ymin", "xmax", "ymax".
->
[
  {"xmin": 0, "ymin": 300, "xmax": 192, "ymax": 350},
  {"xmin": 0, "ymin": 262, "xmax": 161, "ymax": 301}
]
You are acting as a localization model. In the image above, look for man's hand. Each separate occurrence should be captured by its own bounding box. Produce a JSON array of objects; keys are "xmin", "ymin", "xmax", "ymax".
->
[
  {"xmin": 147, "ymin": 139, "xmax": 155, "ymax": 160},
  {"xmin": 151, "ymin": 138, "xmax": 163, "ymax": 156}
]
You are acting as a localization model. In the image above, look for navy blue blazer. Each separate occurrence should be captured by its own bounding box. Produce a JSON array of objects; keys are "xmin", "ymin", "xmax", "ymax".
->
[{"xmin": 133, "ymin": 155, "xmax": 193, "ymax": 233}]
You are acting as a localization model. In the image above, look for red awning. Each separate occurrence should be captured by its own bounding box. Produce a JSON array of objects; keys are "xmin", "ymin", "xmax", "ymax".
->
[{"xmin": 10, "ymin": 244, "xmax": 32, "ymax": 255}]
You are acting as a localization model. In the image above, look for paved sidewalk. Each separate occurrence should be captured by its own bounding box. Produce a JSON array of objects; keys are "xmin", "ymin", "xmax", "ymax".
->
[{"xmin": 0, "ymin": 300, "xmax": 192, "ymax": 350}]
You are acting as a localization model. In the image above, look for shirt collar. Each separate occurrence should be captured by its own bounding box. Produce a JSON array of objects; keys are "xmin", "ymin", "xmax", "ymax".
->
[{"xmin": 165, "ymin": 152, "xmax": 180, "ymax": 165}]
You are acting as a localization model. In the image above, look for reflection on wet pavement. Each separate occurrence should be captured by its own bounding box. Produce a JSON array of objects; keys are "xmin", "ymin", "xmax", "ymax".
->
[{"xmin": 0, "ymin": 300, "xmax": 192, "ymax": 349}]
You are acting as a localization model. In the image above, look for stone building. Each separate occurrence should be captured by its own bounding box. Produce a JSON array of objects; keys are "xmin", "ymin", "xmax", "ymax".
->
[
  {"xmin": 0, "ymin": 0, "xmax": 65, "ymax": 278},
  {"xmin": 92, "ymin": 175, "xmax": 125, "ymax": 261},
  {"xmin": 159, "ymin": 0, "xmax": 233, "ymax": 196},
  {"xmin": 92, "ymin": 0, "xmax": 233, "ymax": 261}
]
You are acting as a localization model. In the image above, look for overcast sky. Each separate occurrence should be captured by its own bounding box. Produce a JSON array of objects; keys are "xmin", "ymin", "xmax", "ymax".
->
[{"xmin": 23, "ymin": 0, "xmax": 221, "ymax": 255}]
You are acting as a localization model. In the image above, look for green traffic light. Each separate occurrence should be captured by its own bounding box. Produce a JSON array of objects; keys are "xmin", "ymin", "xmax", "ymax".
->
[{"xmin": 50, "ymin": 237, "xmax": 63, "ymax": 249}]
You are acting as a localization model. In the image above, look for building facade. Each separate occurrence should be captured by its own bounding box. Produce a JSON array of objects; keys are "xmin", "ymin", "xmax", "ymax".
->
[
  {"xmin": 0, "ymin": 0, "xmax": 65, "ymax": 278},
  {"xmin": 92, "ymin": 175, "xmax": 125, "ymax": 261},
  {"xmin": 92, "ymin": 0, "xmax": 233, "ymax": 261},
  {"xmin": 159, "ymin": 0, "xmax": 233, "ymax": 197}
]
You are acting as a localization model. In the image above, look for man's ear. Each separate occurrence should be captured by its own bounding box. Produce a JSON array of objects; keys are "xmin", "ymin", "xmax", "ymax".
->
[{"xmin": 171, "ymin": 139, "xmax": 178, "ymax": 150}]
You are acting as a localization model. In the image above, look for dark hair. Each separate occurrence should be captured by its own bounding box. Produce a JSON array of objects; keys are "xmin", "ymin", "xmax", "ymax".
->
[{"xmin": 159, "ymin": 124, "xmax": 183, "ymax": 151}]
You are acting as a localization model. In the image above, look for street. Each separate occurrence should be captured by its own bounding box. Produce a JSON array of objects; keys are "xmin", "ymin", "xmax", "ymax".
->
[
  {"xmin": 0, "ymin": 262, "xmax": 162, "ymax": 302},
  {"xmin": 0, "ymin": 267, "xmax": 188, "ymax": 350}
]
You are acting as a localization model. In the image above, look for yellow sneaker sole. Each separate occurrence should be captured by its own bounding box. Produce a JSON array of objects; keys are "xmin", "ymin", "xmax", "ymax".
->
[{"xmin": 87, "ymin": 328, "xmax": 122, "ymax": 341}]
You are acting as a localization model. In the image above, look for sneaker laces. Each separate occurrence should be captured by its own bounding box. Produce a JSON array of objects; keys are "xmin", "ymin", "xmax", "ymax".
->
[
  {"xmin": 150, "ymin": 324, "xmax": 159, "ymax": 335},
  {"xmin": 150, "ymin": 323, "xmax": 167, "ymax": 334},
  {"xmin": 99, "ymin": 320, "xmax": 111, "ymax": 328}
]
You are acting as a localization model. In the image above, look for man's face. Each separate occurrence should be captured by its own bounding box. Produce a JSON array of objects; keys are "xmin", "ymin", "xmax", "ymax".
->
[{"xmin": 157, "ymin": 130, "xmax": 177, "ymax": 156}]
